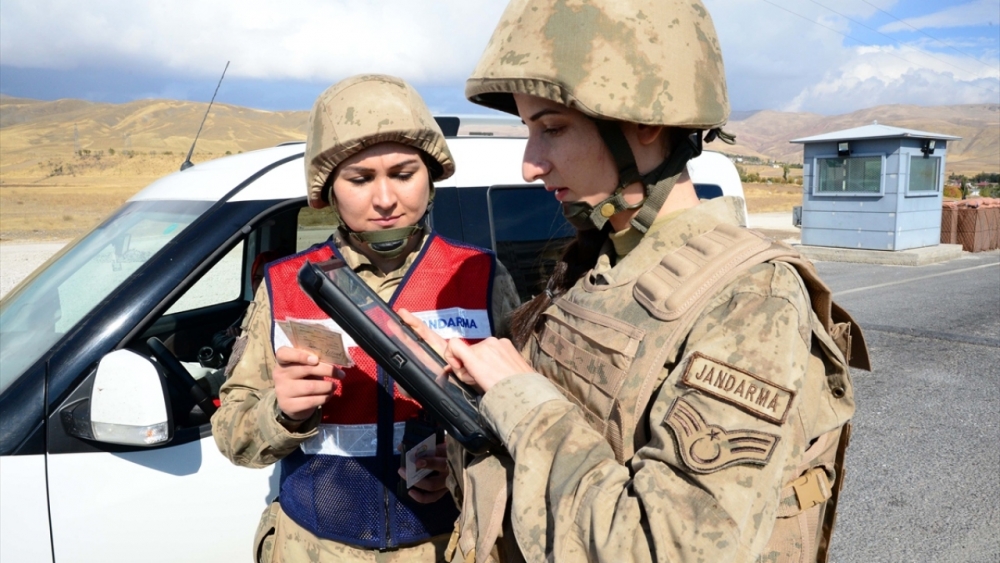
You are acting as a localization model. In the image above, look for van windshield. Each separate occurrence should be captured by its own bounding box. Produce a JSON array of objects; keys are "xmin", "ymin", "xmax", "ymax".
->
[{"xmin": 0, "ymin": 200, "xmax": 212, "ymax": 393}]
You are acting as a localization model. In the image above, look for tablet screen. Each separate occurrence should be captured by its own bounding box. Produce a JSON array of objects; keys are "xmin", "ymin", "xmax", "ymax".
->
[
  {"xmin": 313, "ymin": 258, "xmax": 450, "ymax": 387},
  {"xmin": 299, "ymin": 258, "xmax": 498, "ymax": 453}
]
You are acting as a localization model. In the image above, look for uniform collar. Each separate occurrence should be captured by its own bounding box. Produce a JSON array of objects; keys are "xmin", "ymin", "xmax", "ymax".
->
[
  {"xmin": 586, "ymin": 197, "xmax": 746, "ymax": 290},
  {"xmin": 335, "ymin": 230, "xmax": 429, "ymax": 280}
]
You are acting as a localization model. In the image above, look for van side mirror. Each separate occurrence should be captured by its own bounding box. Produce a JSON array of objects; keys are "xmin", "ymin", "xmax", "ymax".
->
[{"xmin": 61, "ymin": 349, "xmax": 174, "ymax": 447}]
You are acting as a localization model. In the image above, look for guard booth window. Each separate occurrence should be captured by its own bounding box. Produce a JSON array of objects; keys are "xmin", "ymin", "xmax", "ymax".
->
[
  {"xmin": 487, "ymin": 185, "xmax": 575, "ymax": 302},
  {"xmin": 909, "ymin": 156, "xmax": 940, "ymax": 193},
  {"xmin": 816, "ymin": 156, "xmax": 883, "ymax": 194}
]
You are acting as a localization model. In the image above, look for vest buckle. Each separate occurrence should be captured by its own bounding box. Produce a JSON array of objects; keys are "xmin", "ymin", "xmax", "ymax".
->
[{"xmin": 791, "ymin": 466, "xmax": 833, "ymax": 511}]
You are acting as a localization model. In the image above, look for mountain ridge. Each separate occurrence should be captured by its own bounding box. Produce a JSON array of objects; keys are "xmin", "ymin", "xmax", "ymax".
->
[
  {"xmin": 723, "ymin": 103, "xmax": 999, "ymax": 174},
  {"xmin": 1, "ymin": 96, "xmax": 997, "ymax": 175}
]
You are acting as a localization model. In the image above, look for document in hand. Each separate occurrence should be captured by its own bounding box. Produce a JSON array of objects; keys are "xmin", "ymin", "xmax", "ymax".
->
[{"xmin": 276, "ymin": 319, "xmax": 353, "ymax": 367}]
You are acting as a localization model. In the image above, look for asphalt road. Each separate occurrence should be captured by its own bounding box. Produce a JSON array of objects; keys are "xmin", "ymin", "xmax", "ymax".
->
[{"xmin": 820, "ymin": 251, "xmax": 1000, "ymax": 563}]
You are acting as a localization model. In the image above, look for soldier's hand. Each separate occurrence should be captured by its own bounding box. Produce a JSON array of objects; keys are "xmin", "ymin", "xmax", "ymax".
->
[
  {"xmin": 397, "ymin": 442, "xmax": 450, "ymax": 504},
  {"xmin": 397, "ymin": 309, "xmax": 447, "ymax": 357},
  {"xmin": 445, "ymin": 337, "xmax": 532, "ymax": 393},
  {"xmin": 393, "ymin": 309, "xmax": 451, "ymax": 393},
  {"xmin": 273, "ymin": 346, "xmax": 344, "ymax": 421}
]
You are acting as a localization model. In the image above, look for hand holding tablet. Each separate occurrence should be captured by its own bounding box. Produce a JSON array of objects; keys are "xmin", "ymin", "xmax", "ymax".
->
[{"xmin": 296, "ymin": 259, "xmax": 502, "ymax": 454}]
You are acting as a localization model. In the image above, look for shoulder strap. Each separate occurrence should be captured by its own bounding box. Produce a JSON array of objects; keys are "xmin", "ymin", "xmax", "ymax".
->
[
  {"xmin": 626, "ymin": 225, "xmax": 869, "ymax": 458},
  {"xmin": 627, "ymin": 226, "xmax": 799, "ymax": 456},
  {"xmin": 634, "ymin": 223, "xmax": 777, "ymax": 321}
]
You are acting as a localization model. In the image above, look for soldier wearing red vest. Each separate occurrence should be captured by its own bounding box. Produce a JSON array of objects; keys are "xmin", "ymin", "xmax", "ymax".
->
[{"xmin": 212, "ymin": 74, "xmax": 519, "ymax": 563}]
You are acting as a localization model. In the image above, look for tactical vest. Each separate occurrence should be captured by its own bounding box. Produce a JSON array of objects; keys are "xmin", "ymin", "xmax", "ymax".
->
[
  {"xmin": 448, "ymin": 217, "xmax": 869, "ymax": 563},
  {"xmin": 267, "ymin": 234, "xmax": 496, "ymax": 550},
  {"xmin": 535, "ymin": 222, "xmax": 867, "ymax": 561}
]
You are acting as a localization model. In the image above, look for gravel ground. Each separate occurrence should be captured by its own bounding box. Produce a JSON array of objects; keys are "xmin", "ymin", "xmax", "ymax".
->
[{"xmin": 0, "ymin": 240, "xmax": 69, "ymax": 299}]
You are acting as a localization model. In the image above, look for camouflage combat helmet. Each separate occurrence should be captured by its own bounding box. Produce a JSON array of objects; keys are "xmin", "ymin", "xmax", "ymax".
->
[
  {"xmin": 466, "ymin": 0, "xmax": 734, "ymax": 233},
  {"xmin": 305, "ymin": 75, "xmax": 455, "ymax": 257}
]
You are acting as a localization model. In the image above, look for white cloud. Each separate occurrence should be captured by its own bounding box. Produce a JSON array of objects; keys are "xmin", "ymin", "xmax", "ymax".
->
[
  {"xmin": 784, "ymin": 45, "xmax": 999, "ymax": 113},
  {"xmin": 780, "ymin": 0, "xmax": 1000, "ymax": 112},
  {"xmin": 1, "ymin": 0, "xmax": 997, "ymax": 114},
  {"xmin": 0, "ymin": 0, "xmax": 510, "ymax": 84},
  {"xmin": 880, "ymin": 0, "xmax": 999, "ymax": 32},
  {"xmin": 704, "ymin": 0, "xmax": 998, "ymax": 112}
]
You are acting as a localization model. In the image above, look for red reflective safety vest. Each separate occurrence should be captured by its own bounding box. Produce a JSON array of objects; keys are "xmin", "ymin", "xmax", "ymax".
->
[{"xmin": 264, "ymin": 233, "xmax": 496, "ymax": 549}]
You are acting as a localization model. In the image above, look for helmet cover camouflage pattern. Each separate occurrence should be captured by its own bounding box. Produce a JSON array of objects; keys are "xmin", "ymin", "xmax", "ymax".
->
[
  {"xmin": 305, "ymin": 74, "xmax": 455, "ymax": 209},
  {"xmin": 465, "ymin": 0, "xmax": 729, "ymax": 129}
]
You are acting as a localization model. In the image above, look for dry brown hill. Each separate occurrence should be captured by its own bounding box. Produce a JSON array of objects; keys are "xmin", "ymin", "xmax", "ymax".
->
[
  {"xmin": 0, "ymin": 97, "xmax": 308, "ymax": 240},
  {"xmin": 0, "ymin": 96, "xmax": 308, "ymax": 176},
  {"xmin": 725, "ymin": 103, "xmax": 1000, "ymax": 175},
  {"xmin": 2, "ymin": 96, "xmax": 994, "ymax": 240},
  {"xmin": 2, "ymin": 96, "xmax": 996, "ymax": 175}
]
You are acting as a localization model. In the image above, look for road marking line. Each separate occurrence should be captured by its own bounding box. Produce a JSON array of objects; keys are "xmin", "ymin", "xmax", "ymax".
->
[
  {"xmin": 862, "ymin": 324, "xmax": 1000, "ymax": 349},
  {"xmin": 835, "ymin": 262, "xmax": 1000, "ymax": 297}
]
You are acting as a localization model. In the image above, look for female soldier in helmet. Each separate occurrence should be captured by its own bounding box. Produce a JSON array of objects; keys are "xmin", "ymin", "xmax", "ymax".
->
[
  {"xmin": 212, "ymin": 74, "xmax": 519, "ymax": 562},
  {"xmin": 403, "ymin": 1, "xmax": 869, "ymax": 562}
]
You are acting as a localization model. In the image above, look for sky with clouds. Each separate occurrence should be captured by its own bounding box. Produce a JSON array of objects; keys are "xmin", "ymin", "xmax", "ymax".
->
[{"xmin": 0, "ymin": 0, "xmax": 997, "ymax": 116}]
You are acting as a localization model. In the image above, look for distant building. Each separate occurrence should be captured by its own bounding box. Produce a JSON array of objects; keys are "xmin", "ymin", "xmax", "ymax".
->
[{"xmin": 791, "ymin": 123, "xmax": 960, "ymax": 251}]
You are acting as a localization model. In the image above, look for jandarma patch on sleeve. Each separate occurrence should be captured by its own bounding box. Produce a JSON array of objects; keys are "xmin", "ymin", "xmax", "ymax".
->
[
  {"xmin": 664, "ymin": 398, "xmax": 780, "ymax": 474},
  {"xmin": 680, "ymin": 352, "xmax": 795, "ymax": 425}
]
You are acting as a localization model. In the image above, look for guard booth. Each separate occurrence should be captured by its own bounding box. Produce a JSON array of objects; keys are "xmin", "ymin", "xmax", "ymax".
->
[{"xmin": 791, "ymin": 123, "xmax": 960, "ymax": 251}]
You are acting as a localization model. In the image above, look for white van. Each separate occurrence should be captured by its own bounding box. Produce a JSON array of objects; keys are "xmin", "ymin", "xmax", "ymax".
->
[{"xmin": 0, "ymin": 119, "xmax": 745, "ymax": 562}]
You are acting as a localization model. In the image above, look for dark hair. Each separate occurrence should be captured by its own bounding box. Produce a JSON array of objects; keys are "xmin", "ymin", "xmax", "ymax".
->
[
  {"xmin": 508, "ymin": 226, "xmax": 610, "ymax": 350},
  {"xmin": 418, "ymin": 151, "xmax": 444, "ymax": 180}
]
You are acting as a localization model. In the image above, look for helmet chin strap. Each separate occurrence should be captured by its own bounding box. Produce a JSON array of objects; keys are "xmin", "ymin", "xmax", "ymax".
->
[
  {"xmin": 328, "ymin": 183, "xmax": 434, "ymax": 260},
  {"xmin": 562, "ymin": 122, "xmax": 701, "ymax": 233},
  {"xmin": 346, "ymin": 224, "xmax": 424, "ymax": 260}
]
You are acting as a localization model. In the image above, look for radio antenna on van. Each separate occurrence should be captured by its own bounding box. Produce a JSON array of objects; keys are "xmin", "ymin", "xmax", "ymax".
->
[{"xmin": 180, "ymin": 60, "xmax": 230, "ymax": 171}]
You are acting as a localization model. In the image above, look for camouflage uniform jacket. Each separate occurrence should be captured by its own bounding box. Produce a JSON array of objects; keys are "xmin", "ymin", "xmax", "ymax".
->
[
  {"xmin": 452, "ymin": 197, "xmax": 861, "ymax": 563},
  {"xmin": 212, "ymin": 231, "xmax": 520, "ymax": 562}
]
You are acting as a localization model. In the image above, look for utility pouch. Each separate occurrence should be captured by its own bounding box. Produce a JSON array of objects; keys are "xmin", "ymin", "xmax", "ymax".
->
[{"xmin": 253, "ymin": 499, "xmax": 281, "ymax": 563}]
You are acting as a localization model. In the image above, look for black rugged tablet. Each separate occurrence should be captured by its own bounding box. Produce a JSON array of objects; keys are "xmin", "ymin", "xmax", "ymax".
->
[{"xmin": 297, "ymin": 259, "xmax": 501, "ymax": 454}]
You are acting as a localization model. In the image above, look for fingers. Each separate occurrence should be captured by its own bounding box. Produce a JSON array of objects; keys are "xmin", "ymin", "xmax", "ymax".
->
[
  {"xmin": 392, "ymin": 310, "xmax": 449, "ymax": 380},
  {"xmin": 445, "ymin": 337, "xmax": 532, "ymax": 393},
  {"xmin": 396, "ymin": 462, "xmax": 448, "ymax": 490},
  {"xmin": 414, "ymin": 446, "xmax": 448, "ymax": 474},
  {"xmin": 274, "ymin": 346, "xmax": 343, "ymax": 381},
  {"xmin": 275, "ymin": 346, "xmax": 318, "ymax": 366},
  {"xmin": 396, "ymin": 443, "xmax": 451, "ymax": 505},
  {"xmin": 398, "ymin": 308, "xmax": 447, "ymax": 356},
  {"xmin": 273, "ymin": 346, "xmax": 344, "ymax": 420},
  {"xmin": 443, "ymin": 341, "xmax": 473, "ymax": 387}
]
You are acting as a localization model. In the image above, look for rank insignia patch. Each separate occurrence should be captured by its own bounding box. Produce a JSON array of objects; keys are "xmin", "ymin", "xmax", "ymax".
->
[
  {"xmin": 664, "ymin": 398, "xmax": 780, "ymax": 474},
  {"xmin": 680, "ymin": 352, "xmax": 795, "ymax": 425}
]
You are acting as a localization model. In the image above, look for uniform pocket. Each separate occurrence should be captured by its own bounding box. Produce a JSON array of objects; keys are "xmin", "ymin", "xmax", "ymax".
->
[
  {"xmin": 535, "ymin": 298, "xmax": 644, "ymax": 423},
  {"xmin": 253, "ymin": 500, "xmax": 281, "ymax": 563}
]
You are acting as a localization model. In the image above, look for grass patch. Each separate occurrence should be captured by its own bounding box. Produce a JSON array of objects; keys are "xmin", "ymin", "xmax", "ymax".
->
[
  {"xmin": 0, "ymin": 185, "xmax": 139, "ymax": 240},
  {"xmin": 743, "ymin": 182, "xmax": 803, "ymax": 213}
]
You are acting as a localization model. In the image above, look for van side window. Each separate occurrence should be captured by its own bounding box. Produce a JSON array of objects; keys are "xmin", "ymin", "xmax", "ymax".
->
[
  {"xmin": 487, "ymin": 185, "xmax": 574, "ymax": 302},
  {"xmin": 297, "ymin": 206, "xmax": 340, "ymax": 251},
  {"xmin": 694, "ymin": 183, "xmax": 724, "ymax": 200},
  {"xmin": 165, "ymin": 243, "xmax": 245, "ymax": 314}
]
